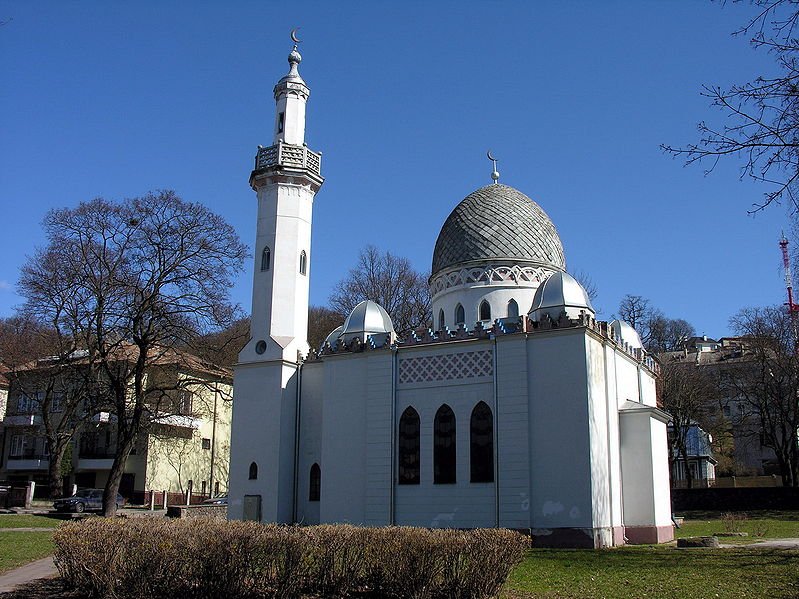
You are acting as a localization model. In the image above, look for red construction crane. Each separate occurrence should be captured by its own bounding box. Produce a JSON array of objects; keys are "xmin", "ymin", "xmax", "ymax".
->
[{"xmin": 779, "ymin": 234, "xmax": 799, "ymax": 314}]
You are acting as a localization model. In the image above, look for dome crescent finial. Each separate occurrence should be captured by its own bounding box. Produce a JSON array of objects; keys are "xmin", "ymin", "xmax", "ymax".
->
[{"xmin": 487, "ymin": 150, "xmax": 500, "ymax": 183}]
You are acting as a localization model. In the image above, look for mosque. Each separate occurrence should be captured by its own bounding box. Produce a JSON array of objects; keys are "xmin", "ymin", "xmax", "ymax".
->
[{"xmin": 227, "ymin": 40, "xmax": 673, "ymax": 548}]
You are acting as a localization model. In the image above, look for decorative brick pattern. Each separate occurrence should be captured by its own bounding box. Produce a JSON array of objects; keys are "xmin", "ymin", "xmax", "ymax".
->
[{"xmin": 399, "ymin": 350, "xmax": 493, "ymax": 384}]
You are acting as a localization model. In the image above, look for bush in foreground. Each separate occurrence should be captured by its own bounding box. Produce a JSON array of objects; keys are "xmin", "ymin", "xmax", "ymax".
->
[{"xmin": 53, "ymin": 519, "xmax": 528, "ymax": 598}]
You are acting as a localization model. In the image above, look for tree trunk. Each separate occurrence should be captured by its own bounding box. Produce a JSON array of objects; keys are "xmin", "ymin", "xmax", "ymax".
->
[
  {"xmin": 102, "ymin": 434, "xmax": 136, "ymax": 517},
  {"xmin": 47, "ymin": 448, "xmax": 64, "ymax": 499},
  {"xmin": 679, "ymin": 445, "xmax": 693, "ymax": 489}
]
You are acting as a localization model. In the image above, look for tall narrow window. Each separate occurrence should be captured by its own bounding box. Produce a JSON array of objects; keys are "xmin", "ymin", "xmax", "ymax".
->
[
  {"xmin": 309, "ymin": 463, "xmax": 321, "ymax": 501},
  {"xmin": 507, "ymin": 299, "xmax": 519, "ymax": 318},
  {"xmin": 434, "ymin": 404, "xmax": 456, "ymax": 484},
  {"xmin": 479, "ymin": 300, "xmax": 491, "ymax": 321},
  {"xmin": 470, "ymin": 401, "xmax": 494, "ymax": 483},
  {"xmin": 438, "ymin": 309, "xmax": 445, "ymax": 331},
  {"xmin": 299, "ymin": 250, "xmax": 307, "ymax": 275},
  {"xmin": 248, "ymin": 462, "xmax": 258, "ymax": 480},
  {"xmin": 278, "ymin": 111, "xmax": 285, "ymax": 133},
  {"xmin": 398, "ymin": 407, "xmax": 420, "ymax": 484},
  {"xmin": 455, "ymin": 304, "xmax": 465, "ymax": 326},
  {"xmin": 261, "ymin": 247, "xmax": 271, "ymax": 271}
]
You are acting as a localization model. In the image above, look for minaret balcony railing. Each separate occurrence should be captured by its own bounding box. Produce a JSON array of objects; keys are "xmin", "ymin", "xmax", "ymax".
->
[{"xmin": 255, "ymin": 141, "xmax": 322, "ymax": 177}]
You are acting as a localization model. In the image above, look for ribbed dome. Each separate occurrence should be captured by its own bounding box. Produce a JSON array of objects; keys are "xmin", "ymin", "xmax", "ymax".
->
[
  {"xmin": 339, "ymin": 300, "xmax": 395, "ymax": 344},
  {"xmin": 610, "ymin": 320, "xmax": 643, "ymax": 350},
  {"xmin": 431, "ymin": 184, "xmax": 566, "ymax": 276},
  {"xmin": 529, "ymin": 271, "xmax": 594, "ymax": 321},
  {"xmin": 321, "ymin": 325, "xmax": 344, "ymax": 350}
]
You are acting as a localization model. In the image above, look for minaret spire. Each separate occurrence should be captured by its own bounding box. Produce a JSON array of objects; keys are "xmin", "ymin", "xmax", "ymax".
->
[
  {"xmin": 230, "ymin": 31, "xmax": 324, "ymax": 526},
  {"xmin": 242, "ymin": 32, "xmax": 324, "ymax": 364}
]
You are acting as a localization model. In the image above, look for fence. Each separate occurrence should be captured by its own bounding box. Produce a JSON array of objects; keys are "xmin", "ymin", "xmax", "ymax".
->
[
  {"xmin": 132, "ymin": 490, "xmax": 210, "ymax": 508},
  {"xmin": 672, "ymin": 475, "xmax": 782, "ymax": 489},
  {"xmin": 672, "ymin": 486, "xmax": 799, "ymax": 511}
]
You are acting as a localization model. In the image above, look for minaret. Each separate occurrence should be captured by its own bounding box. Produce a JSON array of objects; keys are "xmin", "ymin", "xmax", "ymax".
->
[
  {"xmin": 229, "ymin": 36, "xmax": 323, "ymax": 524},
  {"xmin": 241, "ymin": 39, "xmax": 324, "ymax": 364}
]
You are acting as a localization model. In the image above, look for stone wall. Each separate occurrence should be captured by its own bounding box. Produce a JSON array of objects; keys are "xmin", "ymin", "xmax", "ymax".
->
[{"xmin": 165, "ymin": 504, "xmax": 227, "ymax": 520}]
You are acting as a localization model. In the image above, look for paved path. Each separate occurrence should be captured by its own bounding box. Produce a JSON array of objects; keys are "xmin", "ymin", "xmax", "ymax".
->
[
  {"xmin": 0, "ymin": 557, "xmax": 56, "ymax": 594},
  {"xmin": 744, "ymin": 537, "xmax": 799, "ymax": 549}
]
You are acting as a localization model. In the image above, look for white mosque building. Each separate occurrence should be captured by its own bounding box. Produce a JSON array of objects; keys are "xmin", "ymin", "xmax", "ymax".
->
[{"xmin": 228, "ymin": 41, "xmax": 673, "ymax": 548}]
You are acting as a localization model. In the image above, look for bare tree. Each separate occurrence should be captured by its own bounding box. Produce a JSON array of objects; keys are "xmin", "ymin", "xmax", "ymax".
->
[
  {"xmin": 617, "ymin": 295, "xmax": 652, "ymax": 332},
  {"xmin": 18, "ymin": 191, "xmax": 247, "ymax": 514},
  {"xmin": 308, "ymin": 307, "xmax": 345, "ymax": 353},
  {"xmin": 727, "ymin": 305, "xmax": 799, "ymax": 486},
  {"xmin": 191, "ymin": 317, "xmax": 250, "ymax": 369},
  {"xmin": 663, "ymin": 0, "xmax": 799, "ymax": 213},
  {"xmin": 648, "ymin": 316, "xmax": 697, "ymax": 352},
  {"xmin": 616, "ymin": 295, "xmax": 696, "ymax": 352},
  {"xmin": 571, "ymin": 270, "xmax": 599, "ymax": 305},
  {"xmin": 658, "ymin": 360, "xmax": 721, "ymax": 488},
  {"xmin": 329, "ymin": 245, "xmax": 431, "ymax": 337}
]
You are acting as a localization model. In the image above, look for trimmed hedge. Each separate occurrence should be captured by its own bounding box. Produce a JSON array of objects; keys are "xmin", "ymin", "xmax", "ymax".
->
[{"xmin": 53, "ymin": 519, "xmax": 528, "ymax": 599}]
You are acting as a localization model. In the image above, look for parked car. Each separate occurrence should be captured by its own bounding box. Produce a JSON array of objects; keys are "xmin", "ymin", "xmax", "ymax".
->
[
  {"xmin": 202, "ymin": 495, "xmax": 228, "ymax": 506},
  {"xmin": 53, "ymin": 489, "xmax": 125, "ymax": 513}
]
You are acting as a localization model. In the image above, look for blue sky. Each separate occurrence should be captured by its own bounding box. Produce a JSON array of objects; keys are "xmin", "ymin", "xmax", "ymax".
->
[{"xmin": 0, "ymin": 1, "xmax": 792, "ymax": 338}]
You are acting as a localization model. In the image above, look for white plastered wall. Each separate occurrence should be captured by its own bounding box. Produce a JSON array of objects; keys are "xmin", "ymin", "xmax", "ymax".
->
[
  {"xmin": 319, "ymin": 351, "xmax": 393, "ymax": 525},
  {"xmin": 527, "ymin": 330, "xmax": 596, "ymax": 532},
  {"xmin": 228, "ymin": 361, "xmax": 298, "ymax": 523},
  {"xmin": 433, "ymin": 286, "xmax": 538, "ymax": 330}
]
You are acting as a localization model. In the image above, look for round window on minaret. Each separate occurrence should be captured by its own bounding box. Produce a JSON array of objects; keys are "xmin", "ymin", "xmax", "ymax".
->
[{"xmin": 255, "ymin": 340, "xmax": 267, "ymax": 354}]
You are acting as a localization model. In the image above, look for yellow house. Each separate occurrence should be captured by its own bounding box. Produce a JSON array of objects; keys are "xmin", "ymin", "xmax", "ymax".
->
[{"xmin": 1, "ymin": 347, "xmax": 233, "ymax": 503}]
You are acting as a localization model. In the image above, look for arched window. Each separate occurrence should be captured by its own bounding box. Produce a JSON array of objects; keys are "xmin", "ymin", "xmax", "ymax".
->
[
  {"xmin": 470, "ymin": 401, "xmax": 494, "ymax": 483},
  {"xmin": 398, "ymin": 407, "xmax": 420, "ymax": 484},
  {"xmin": 299, "ymin": 250, "xmax": 307, "ymax": 275},
  {"xmin": 438, "ymin": 309, "xmax": 445, "ymax": 331},
  {"xmin": 455, "ymin": 304, "xmax": 465, "ymax": 326},
  {"xmin": 479, "ymin": 300, "xmax": 491, "ymax": 321},
  {"xmin": 434, "ymin": 404, "xmax": 456, "ymax": 484},
  {"xmin": 261, "ymin": 247, "xmax": 271, "ymax": 271},
  {"xmin": 248, "ymin": 462, "xmax": 258, "ymax": 480},
  {"xmin": 507, "ymin": 299, "xmax": 519, "ymax": 318},
  {"xmin": 309, "ymin": 463, "xmax": 321, "ymax": 501}
]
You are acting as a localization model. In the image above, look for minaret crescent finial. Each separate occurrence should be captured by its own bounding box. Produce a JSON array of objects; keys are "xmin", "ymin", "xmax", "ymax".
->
[
  {"xmin": 487, "ymin": 150, "xmax": 499, "ymax": 184},
  {"xmin": 290, "ymin": 27, "xmax": 302, "ymax": 44}
]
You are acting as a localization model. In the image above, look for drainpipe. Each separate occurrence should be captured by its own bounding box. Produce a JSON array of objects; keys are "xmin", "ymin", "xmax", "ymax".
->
[
  {"xmin": 492, "ymin": 334, "xmax": 499, "ymax": 528},
  {"xmin": 208, "ymin": 381, "xmax": 218, "ymax": 498},
  {"xmin": 602, "ymin": 342, "xmax": 615, "ymax": 543},
  {"xmin": 292, "ymin": 361, "xmax": 303, "ymax": 524},
  {"xmin": 390, "ymin": 346, "xmax": 398, "ymax": 525}
]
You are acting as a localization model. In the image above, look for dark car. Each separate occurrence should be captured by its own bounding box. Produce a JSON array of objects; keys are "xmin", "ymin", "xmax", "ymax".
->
[
  {"xmin": 53, "ymin": 489, "xmax": 125, "ymax": 513},
  {"xmin": 202, "ymin": 496, "xmax": 228, "ymax": 506}
]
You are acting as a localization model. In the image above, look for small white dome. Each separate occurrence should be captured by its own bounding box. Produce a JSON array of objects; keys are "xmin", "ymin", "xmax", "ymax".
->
[
  {"xmin": 321, "ymin": 325, "xmax": 344, "ymax": 350},
  {"xmin": 610, "ymin": 320, "xmax": 643, "ymax": 350},
  {"xmin": 528, "ymin": 271, "xmax": 594, "ymax": 322},
  {"xmin": 339, "ymin": 300, "xmax": 395, "ymax": 344}
]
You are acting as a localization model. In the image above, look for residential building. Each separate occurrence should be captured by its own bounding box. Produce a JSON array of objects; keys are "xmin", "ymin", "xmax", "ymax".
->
[
  {"xmin": 659, "ymin": 337, "xmax": 778, "ymax": 477},
  {"xmin": 0, "ymin": 347, "xmax": 232, "ymax": 502}
]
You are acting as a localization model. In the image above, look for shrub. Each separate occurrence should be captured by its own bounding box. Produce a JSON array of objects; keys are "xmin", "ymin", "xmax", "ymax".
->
[
  {"xmin": 721, "ymin": 512, "xmax": 748, "ymax": 533},
  {"xmin": 53, "ymin": 519, "xmax": 528, "ymax": 599}
]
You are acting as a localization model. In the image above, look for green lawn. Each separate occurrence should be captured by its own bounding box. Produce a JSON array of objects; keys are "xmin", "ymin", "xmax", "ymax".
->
[
  {"xmin": 0, "ymin": 531, "xmax": 54, "ymax": 574},
  {"xmin": 0, "ymin": 515, "xmax": 63, "ymax": 529},
  {"xmin": 676, "ymin": 511, "xmax": 799, "ymax": 541},
  {"xmin": 504, "ymin": 546, "xmax": 799, "ymax": 599}
]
